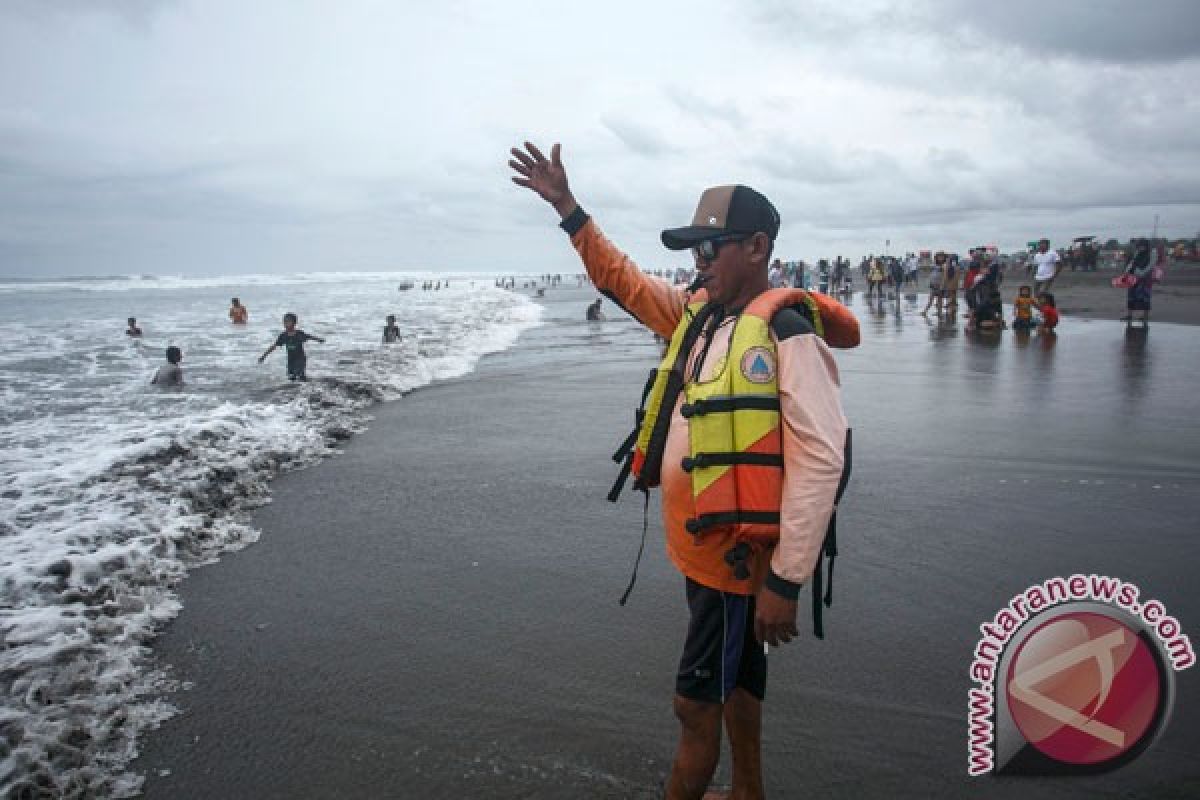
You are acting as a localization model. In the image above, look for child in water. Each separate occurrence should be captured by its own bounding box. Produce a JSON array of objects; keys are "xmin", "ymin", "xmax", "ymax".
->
[
  {"xmin": 258, "ymin": 313, "xmax": 324, "ymax": 380},
  {"xmin": 382, "ymin": 314, "xmax": 402, "ymax": 344},
  {"xmin": 126, "ymin": 317, "xmax": 143, "ymax": 337},
  {"xmin": 151, "ymin": 346, "xmax": 184, "ymax": 387},
  {"xmin": 229, "ymin": 297, "xmax": 249, "ymax": 324},
  {"xmin": 1012, "ymin": 286, "xmax": 1036, "ymax": 331},
  {"xmin": 1037, "ymin": 292, "xmax": 1059, "ymax": 335}
]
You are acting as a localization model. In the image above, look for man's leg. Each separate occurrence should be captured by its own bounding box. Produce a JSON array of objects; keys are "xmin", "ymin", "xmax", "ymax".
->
[
  {"xmin": 724, "ymin": 688, "xmax": 764, "ymax": 800},
  {"xmin": 667, "ymin": 695, "xmax": 723, "ymax": 800},
  {"xmin": 672, "ymin": 579, "xmax": 767, "ymax": 799}
]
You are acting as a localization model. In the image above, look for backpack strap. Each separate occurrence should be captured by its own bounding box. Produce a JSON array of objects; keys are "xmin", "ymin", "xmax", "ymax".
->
[{"xmin": 812, "ymin": 427, "xmax": 852, "ymax": 639}]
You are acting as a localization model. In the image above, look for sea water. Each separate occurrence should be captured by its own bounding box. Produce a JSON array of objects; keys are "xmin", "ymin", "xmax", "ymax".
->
[{"xmin": 0, "ymin": 272, "xmax": 543, "ymax": 797}]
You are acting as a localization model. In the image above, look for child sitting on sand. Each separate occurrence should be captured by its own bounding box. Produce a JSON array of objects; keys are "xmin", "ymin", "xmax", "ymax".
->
[
  {"xmin": 1012, "ymin": 286, "xmax": 1036, "ymax": 331},
  {"xmin": 258, "ymin": 312, "xmax": 325, "ymax": 381},
  {"xmin": 1037, "ymin": 292, "xmax": 1059, "ymax": 335}
]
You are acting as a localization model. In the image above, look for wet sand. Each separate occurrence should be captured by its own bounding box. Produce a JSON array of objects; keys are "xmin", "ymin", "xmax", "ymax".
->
[{"xmin": 135, "ymin": 287, "xmax": 1200, "ymax": 799}]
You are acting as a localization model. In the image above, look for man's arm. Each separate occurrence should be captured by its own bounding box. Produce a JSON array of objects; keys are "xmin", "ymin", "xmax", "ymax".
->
[
  {"xmin": 756, "ymin": 317, "xmax": 848, "ymax": 646},
  {"xmin": 258, "ymin": 344, "xmax": 276, "ymax": 363},
  {"xmin": 509, "ymin": 141, "xmax": 686, "ymax": 338}
]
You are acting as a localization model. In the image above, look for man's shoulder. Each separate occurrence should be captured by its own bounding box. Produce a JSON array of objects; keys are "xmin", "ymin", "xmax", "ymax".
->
[{"xmin": 769, "ymin": 305, "xmax": 816, "ymax": 341}]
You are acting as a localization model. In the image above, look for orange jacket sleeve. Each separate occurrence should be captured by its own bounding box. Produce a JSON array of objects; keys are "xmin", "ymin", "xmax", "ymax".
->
[
  {"xmin": 566, "ymin": 213, "xmax": 687, "ymax": 339},
  {"xmin": 771, "ymin": 334, "xmax": 848, "ymax": 586}
]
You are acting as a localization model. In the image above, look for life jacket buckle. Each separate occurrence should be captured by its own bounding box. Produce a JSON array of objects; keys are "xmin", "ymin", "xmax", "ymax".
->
[{"xmin": 724, "ymin": 542, "xmax": 752, "ymax": 581}]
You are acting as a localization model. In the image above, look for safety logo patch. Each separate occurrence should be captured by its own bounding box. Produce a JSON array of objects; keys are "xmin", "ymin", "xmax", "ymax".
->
[{"xmin": 740, "ymin": 346, "xmax": 776, "ymax": 384}]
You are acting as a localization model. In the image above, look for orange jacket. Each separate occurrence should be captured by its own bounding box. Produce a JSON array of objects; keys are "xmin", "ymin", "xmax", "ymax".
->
[{"xmin": 569, "ymin": 215, "xmax": 848, "ymax": 595}]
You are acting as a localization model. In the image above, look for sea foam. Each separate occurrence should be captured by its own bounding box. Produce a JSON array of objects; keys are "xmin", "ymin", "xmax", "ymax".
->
[{"xmin": 0, "ymin": 275, "xmax": 542, "ymax": 797}]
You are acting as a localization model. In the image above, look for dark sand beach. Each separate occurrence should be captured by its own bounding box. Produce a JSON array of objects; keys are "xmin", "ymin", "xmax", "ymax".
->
[{"xmin": 135, "ymin": 286, "xmax": 1200, "ymax": 799}]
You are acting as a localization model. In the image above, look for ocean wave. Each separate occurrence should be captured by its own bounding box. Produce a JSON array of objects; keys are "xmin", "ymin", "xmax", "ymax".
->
[{"xmin": 0, "ymin": 284, "xmax": 542, "ymax": 797}]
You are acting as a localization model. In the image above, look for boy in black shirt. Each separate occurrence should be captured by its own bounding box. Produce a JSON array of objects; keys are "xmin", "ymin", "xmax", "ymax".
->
[{"xmin": 258, "ymin": 312, "xmax": 324, "ymax": 381}]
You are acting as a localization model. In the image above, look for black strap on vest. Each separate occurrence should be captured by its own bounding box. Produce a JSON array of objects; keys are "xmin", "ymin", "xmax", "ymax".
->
[
  {"xmin": 681, "ymin": 452, "xmax": 784, "ymax": 472},
  {"xmin": 607, "ymin": 369, "xmax": 658, "ymax": 503},
  {"xmin": 634, "ymin": 304, "xmax": 722, "ymax": 490},
  {"xmin": 680, "ymin": 396, "xmax": 781, "ymax": 418},
  {"xmin": 685, "ymin": 510, "xmax": 781, "ymax": 535},
  {"xmin": 618, "ymin": 490, "xmax": 651, "ymax": 606},
  {"xmin": 812, "ymin": 427, "xmax": 853, "ymax": 639}
]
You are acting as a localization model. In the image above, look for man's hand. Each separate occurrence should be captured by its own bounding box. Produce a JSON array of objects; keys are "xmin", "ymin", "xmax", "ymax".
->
[
  {"xmin": 509, "ymin": 141, "xmax": 577, "ymax": 219},
  {"xmin": 755, "ymin": 587, "xmax": 799, "ymax": 647}
]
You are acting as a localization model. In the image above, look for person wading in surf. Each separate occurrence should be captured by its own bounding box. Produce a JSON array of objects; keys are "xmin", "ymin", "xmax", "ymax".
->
[{"xmin": 510, "ymin": 141, "xmax": 854, "ymax": 800}]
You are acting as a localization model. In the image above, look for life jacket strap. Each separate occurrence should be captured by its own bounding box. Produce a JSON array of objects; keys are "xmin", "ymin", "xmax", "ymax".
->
[
  {"xmin": 724, "ymin": 542, "xmax": 753, "ymax": 581},
  {"xmin": 638, "ymin": 304, "xmax": 722, "ymax": 488},
  {"xmin": 681, "ymin": 452, "xmax": 784, "ymax": 472},
  {"xmin": 608, "ymin": 369, "xmax": 660, "ymax": 504},
  {"xmin": 619, "ymin": 489, "xmax": 651, "ymax": 606},
  {"xmin": 685, "ymin": 511, "xmax": 781, "ymax": 535},
  {"xmin": 680, "ymin": 396, "xmax": 781, "ymax": 418}
]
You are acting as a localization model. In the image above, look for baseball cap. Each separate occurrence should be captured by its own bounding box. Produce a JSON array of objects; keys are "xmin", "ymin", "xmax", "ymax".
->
[{"xmin": 661, "ymin": 185, "xmax": 780, "ymax": 250}]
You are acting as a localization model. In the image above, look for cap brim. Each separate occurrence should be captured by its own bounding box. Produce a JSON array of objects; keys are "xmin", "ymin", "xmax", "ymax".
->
[{"xmin": 661, "ymin": 225, "xmax": 724, "ymax": 251}]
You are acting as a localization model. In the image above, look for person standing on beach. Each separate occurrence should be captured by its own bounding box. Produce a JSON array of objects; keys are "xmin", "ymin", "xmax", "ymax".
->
[
  {"xmin": 258, "ymin": 312, "xmax": 324, "ymax": 381},
  {"xmin": 920, "ymin": 251, "xmax": 946, "ymax": 316},
  {"xmin": 509, "ymin": 141, "xmax": 852, "ymax": 800},
  {"xmin": 229, "ymin": 298, "xmax": 249, "ymax": 325},
  {"xmin": 1032, "ymin": 239, "xmax": 1061, "ymax": 296},
  {"xmin": 1120, "ymin": 238, "xmax": 1155, "ymax": 326},
  {"xmin": 943, "ymin": 254, "xmax": 960, "ymax": 313}
]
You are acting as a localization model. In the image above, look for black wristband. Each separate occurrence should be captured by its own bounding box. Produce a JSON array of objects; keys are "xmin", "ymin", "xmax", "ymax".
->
[
  {"xmin": 559, "ymin": 206, "xmax": 589, "ymax": 237},
  {"xmin": 765, "ymin": 568, "xmax": 802, "ymax": 601}
]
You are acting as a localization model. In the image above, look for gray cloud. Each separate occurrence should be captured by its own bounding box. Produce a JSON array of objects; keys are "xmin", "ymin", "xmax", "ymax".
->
[
  {"xmin": 665, "ymin": 87, "xmax": 746, "ymax": 129},
  {"xmin": 601, "ymin": 117, "xmax": 676, "ymax": 157},
  {"xmin": 933, "ymin": 0, "xmax": 1200, "ymax": 65},
  {"xmin": 1, "ymin": 0, "xmax": 1197, "ymax": 277},
  {"xmin": 1, "ymin": 0, "xmax": 173, "ymax": 30}
]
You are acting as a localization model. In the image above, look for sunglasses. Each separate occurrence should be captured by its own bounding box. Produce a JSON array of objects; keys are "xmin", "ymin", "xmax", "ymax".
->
[{"xmin": 692, "ymin": 233, "xmax": 752, "ymax": 264}]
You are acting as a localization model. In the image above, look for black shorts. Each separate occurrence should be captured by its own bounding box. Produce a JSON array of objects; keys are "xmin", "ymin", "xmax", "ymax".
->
[{"xmin": 676, "ymin": 577, "xmax": 767, "ymax": 704}]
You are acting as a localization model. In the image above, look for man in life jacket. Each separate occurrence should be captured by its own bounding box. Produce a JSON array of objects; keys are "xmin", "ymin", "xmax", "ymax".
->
[{"xmin": 510, "ymin": 142, "xmax": 853, "ymax": 800}]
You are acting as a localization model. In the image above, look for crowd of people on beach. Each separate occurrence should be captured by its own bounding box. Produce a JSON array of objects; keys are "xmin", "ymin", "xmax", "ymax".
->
[{"xmin": 131, "ymin": 234, "xmax": 1167, "ymax": 392}]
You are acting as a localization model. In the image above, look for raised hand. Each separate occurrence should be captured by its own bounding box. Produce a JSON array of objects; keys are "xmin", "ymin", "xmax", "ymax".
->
[{"xmin": 509, "ymin": 142, "xmax": 576, "ymax": 217}]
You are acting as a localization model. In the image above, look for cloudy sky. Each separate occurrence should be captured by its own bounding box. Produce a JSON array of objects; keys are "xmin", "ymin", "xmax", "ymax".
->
[{"xmin": 2, "ymin": 0, "xmax": 1198, "ymax": 278}]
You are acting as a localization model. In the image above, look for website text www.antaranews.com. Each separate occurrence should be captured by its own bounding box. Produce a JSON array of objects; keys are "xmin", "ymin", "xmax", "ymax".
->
[{"xmin": 966, "ymin": 573, "xmax": 1194, "ymax": 776}]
